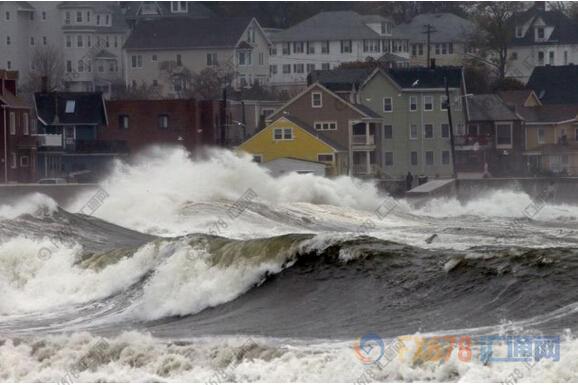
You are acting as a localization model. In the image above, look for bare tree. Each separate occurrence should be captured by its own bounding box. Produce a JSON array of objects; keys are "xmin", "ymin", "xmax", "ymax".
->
[
  {"xmin": 469, "ymin": 2, "xmax": 525, "ymax": 80},
  {"xmin": 189, "ymin": 64, "xmax": 237, "ymax": 100},
  {"xmin": 24, "ymin": 45, "xmax": 65, "ymax": 92}
]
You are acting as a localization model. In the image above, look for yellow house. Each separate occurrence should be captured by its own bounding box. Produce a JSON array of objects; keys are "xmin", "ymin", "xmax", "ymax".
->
[{"xmin": 238, "ymin": 115, "xmax": 347, "ymax": 176}]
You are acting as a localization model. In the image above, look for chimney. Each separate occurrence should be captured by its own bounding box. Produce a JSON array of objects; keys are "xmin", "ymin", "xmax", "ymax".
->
[
  {"xmin": 430, "ymin": 58, "xmax": 436, "ymax": 69},
  {"xmin": 41, "ymin": 76, "xmax": 48, "ymax": 93}
]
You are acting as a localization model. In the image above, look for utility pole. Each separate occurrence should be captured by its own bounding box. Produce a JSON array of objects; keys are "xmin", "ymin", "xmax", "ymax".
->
[
  {"xmin": 445, "ymin": 77, "xmax": 457, "ymax": 179},
  {"xmin": 220, "ymin": 86, "xmax": 227, "ymax": 147},
  {"xmin": 422, "ymin": 24, "xmax": 437, "ymax": 66}
]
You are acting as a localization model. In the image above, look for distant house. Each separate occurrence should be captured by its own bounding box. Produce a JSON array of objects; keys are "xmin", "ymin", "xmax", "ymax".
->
[
  {"xmin": 34, "ymin": 91, "xmax": 121, "ymax": 181},
  {"xmin": 267, "ymin": 81, "xmax": 383, "ymax": 177},
  {"xmin": 226, "ymin": 99, "xmax": 285, "ymax": 146},
  {"xmin": 124, "ymin": 17, "xmax": 271, "ymax": 96},
  {"xmin": 268, "ymin": 11, "xmax": 410, "ymax": 94},
  {"xmin": 396, "ymin": 13, "xmax": 476, "ymax": 67},
  {"xmin": 0, "ymin": 70, "xmax": 36, "ymax": 183},
  {"xmin": 508, "ymin": 2, "xmax": 578, "ymax": 82},
  {"xmin": 462, "ymin": 94, "xmax": 524, "ymax": 177},
  {"xmin": 526, "ymin": 65, "xmax": 578, "ymax": 105},
  {"xmin": 238, "ymin": 115, "xmax": 347, "ymax": 176}
]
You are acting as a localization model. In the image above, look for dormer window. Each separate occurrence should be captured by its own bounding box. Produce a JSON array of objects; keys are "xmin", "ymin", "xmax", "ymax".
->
[
  {"xmin": 65, "ymin": 100, "xmax": 76, "ymax": 113},
  {"xmin": 171, "ymin": 1, "xmax": 188, "ymax": 13},
  {"xmin": 381, "ymin": 22, "xmax": 391, "ymax": 35},
  {"xmin": 536, "ymin": 27, "xmax": 545, "ymax": 40}
]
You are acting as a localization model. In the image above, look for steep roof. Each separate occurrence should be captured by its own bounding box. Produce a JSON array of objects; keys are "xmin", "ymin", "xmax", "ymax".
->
[
  {"xmin": 527, "ymin": 65, "xmax": 578, "ymax": 105},
  {"xmin": 0, "ymin": 90, "xmax": 29, "ymax": 109},
  {"xmin": 395, "ymin": 13, "xmax": 475, "ymax": 44},
  {"xmin": 516, "ymin": 104, "xmax": 578, "ymax": 123},
  {"xmin": 466, "ymin": 94, "xmax": 520, "ymax": 122},
  {"xmin": 271, "ymin": 11, "xmax": 395, "ymax": 42},
  {"xmin": 34, "ymin": 92, "xmax": 107, "ymax": 125},
  {"xmin": 386, "ymin": 66, "xmax": 463, "ymax": 89},
  {"xmin": 124, "ymin": 16, "xmax": 253, "ymax": 50},
  {"xmin": 124, "ymin": 1, "xmax": 216, "ymax": 20},
  {"xmin": 511, "ymin": 4, "xmax": 578, "ymax": 46},
  {"xmin": 497, "ymin": 89, "xmax": 541, "ymax": 107}
]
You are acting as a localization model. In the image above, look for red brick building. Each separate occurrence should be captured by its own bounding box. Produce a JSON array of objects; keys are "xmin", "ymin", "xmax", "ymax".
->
[
  {"xmin": 0, "ymin": 70, "xmax": 36, "ymax": 183},
  {"xmin": 103, "ymin": 99, "xmax": 220, "ymax": 154}
]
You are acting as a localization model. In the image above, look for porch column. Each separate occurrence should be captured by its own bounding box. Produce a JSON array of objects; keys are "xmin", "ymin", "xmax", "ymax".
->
[{"xmin": 366, "ymin": 151, "xmax": 371, "ymax": 174}]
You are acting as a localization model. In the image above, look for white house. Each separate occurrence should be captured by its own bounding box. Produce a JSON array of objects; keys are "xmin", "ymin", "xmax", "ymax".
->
[
  {"xmin": 507, "ymin": 2, "xmax": 578, "ymax": 82},
  {"xmin": 268, "ymin": 11, "xmax": 410, "ymax": 94}
]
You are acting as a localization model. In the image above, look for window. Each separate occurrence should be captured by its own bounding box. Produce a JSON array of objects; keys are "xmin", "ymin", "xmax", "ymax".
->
[
  {"xmin": 511, "ymin": 51, "xmax": 518, "ymax": 60},
  {"xmin": 293, "ymin": 63, "xmax": 304, "ymax": 73},
  {"xmin": 282, "ymin": 43, "xmax": 290, "ymax": 55},
  {"xmin": 273, "ymin": 128, "xmax": 293, "ymax": 140},
  {"xmin": 410, "ymin": 124, "xmax": 418, "ymax": 139},
  {"xmin": 87, "ymin": 11, "xmax": 90, "ymax": 22},
  {"xmin": 30, "ymin": 37, "xmax": 35, "ymax": 46},
  {"xmin": 538, "ymin": 51, "xmax": 544, "ymax": 65},
  {"xmin": 435, "ymin": 44, "xmax": 440, "ymax": 55},
  {"xmin": 6, "ymin": 61, "xmax": 11, "ymax": 69},
  {"xmin": 306, "ymin": 63, "xmax": 315, "ymax": 73},
  {"xmin": 65, "ymin": 35, "xmax": 71, "ymax": 48},
  {"xmin": 258, "ymin": 52, "xmax": 264, "ymax": 65},
  {"xmin": 425, "ymin": 151, "xmax": 434, "ymax": 165},
  {"xmin": 441, "ymin": 95, "xmax": 448, "ymax": 111},
  {"xmin": 537, "ymin": 27, "xmax": 545, "ymax": 39},
  {"xmin": 76, "ymin": 11, "xmax": 82, "ymax": 23},
  {"xmin": 340, "ymin": 40, "xmax": 352, "ymax": 53},
  {"xmin": 119, "ymin": 115, "xmax": 129, "ymax": 129},
  {"xmin": 158, "ymin": 114, "xmax": 169, "ymax": 129},
  {"xmin": 442, "ymin": 43, "xmax": 447, "ymax": 55},
  {"xmin": 247, "ymin": 26, "xmax": 255, "ymax": 43},
  {"xmin": 131, "ymin": 55, "xmax": 143, "ymax": 68},
  {"xmin": 43, "ymin": 36, "xmax": 47, "ymax": 45},
  {"xmin": 114, "ymin": 36, "xmax": 118, "ymax": 48},
  {"xmin": 363, "ymin": 39, "xmax": 380, "ymax": 53},
  {"xmin": 171, "ymin": 1, "xmax": 188, "ymax": 13},
  {"xmin": 318, "ymin": 154, "xmax": 334, "ymax": 163},
  {"xmin": 383, "ymin": 152, "xmax": 393, "ymax": 166},
  {"xmin": 66, "ymin": 60, "xmax": 72, "ymax": 73},
  {"xmin": 424, "ymin": 124, "xmax": 434, "ymax": 138},
  {"xmin": 496, "ymin": 123, "xmax": 512, "ymax": 147},
  {"xmin": 538, "ymin": 127, "xmax": 545, "ymax": 144},
  {"xmin": 23, "ymin": 113, "xmax": 29, "ymax": 135},
  {"xmin": 10, "ymin": 153, "xmax": 16, "ymax": 169},
  {"xmin": 423, "ymin": 95, "xmax": 433, "ymax": 111},
  {"xmin": 96, "ymin": 15, "xmax": 100, "ymax": 25},
  {"xmin": 311, "ymin": 92, "xmax": 322, "ymax": 108},
  {"xmin": 307, "ymin": 42, "xmax": 315, "ymax": 54},
  {"xmin": 411, "ymin": 151, "xmax": 418, "ymax": 166},
  {"xmin": 549, "ymin": 51, "xmax": 554, "ymax": 65},
  {"xmin": 383, "ymin": 125, "xmax": 392, "ymax": 139},
  {"xmin": 42, "ymin": 11, "xmax": 46, "ymax": 20},
  {"xmin": 321, "ymin": 41, "xmax": 330, "ymax": 54},
  {"xmin": 270, "ymin": 65, "xmax": 277, "ymax": 74},
  {"xmin": 252, "ymin": 155, "xmax": 262, "ymax": 163},
  {"xmin": 442, "ymin": 151, "xmax": 450, "ymax": 165},
  {"xmin": 293, "ymin": 41, "xmax": 304, "ymax": 54},
  {"xmin": 105, "ymin": 14, "xmax": 110, "ymax": 25},
  {"xmin": 238, "ymin": 51, "xmax": 251, "ymax": 65},
  {"xmin": 78, "ymin": 60, "xmax": 84, "ymax": 72},
  {"xmin": 314, "ymin": 121, "xmax": 337, "ymax": 131},
  {"xmin": 282, "ymin": 64, "xmax": 291, "ymax": 74},
  {"xmin": 77, "ymin": 35, "xmax": 83, "ymax": 48},
  {"xmin": 441, "ymin": 123, "xmax": 450, "ymax": 138},
  {"xmin": 270, "ymin": 46, "xmax": 277, "ymax": 55},
  {"xmin": 176, "ymin": 54, "xmax": 182, "ymax": 66},
  {"xmin": 65, "ymin": 11, "xmax": 70, "ymax": 24},
  {"xmin": 448, "ymin": 43, "xmax": 453, "ymax": 54},
  {"xmin": 65, "ymin": 100, "xmax": 75, "ymax": 113},
  {"xmin": 516, "ymin": 26, "xmax": 523, "ymax": 38},
  {"xmin": 5, "ymin": 11, "xmax": 9, "ymax": 20},
  {"xmin": 152, "ymin": 54, "xmax": 157, "ymax": 62},
  {"xmin": 20, "ymin": 156, "xmax": 29, "ymax": 168},
  {"xmin": 383, "ymin": 97, "xmax": 393, "ymax": 113},
  {"xmin": 9, "ymin": 112, "xmax": 16, "ymax": 135},
  {"xmin": 321, "ymin": 63, "xmax": 330, "ymax": 70},
  {"xmin": 409, "ymin": 96, "xmax": 417, "ymax": 111}
]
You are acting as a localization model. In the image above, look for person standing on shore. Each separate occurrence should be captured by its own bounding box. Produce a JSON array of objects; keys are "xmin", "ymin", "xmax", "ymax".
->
[{"xmin": 406, "ymin": 171, "xmax": 414, "ymax": 191}]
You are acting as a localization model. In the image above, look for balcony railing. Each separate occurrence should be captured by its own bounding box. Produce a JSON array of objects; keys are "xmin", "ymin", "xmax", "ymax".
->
[
  {"xmin": 454, "ymin": 134, "xmax": 492, "ymax": 147},
  {"xmin": 352, "ymin": 135, "xmax": 375, "ymax": 145},
  {"xmin": 353, "ymin": 163, "xmax": 378, "ymax": 175},
  {"xmin": 66, "ymin": 140, "xmax": 129, "ymax": 154},
  {"xmin": 34, "ymin": 134, "xmax": 63, "ymax": 147}
]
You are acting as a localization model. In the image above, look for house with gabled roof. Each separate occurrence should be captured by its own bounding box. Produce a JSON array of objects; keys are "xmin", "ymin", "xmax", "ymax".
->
[
  {"xmin": 268, "ymin": 10, "xmax": 409, "ymax": 94},
  {"xmin": 238, "ymin": 115, "xmax": 347, "ymax": 176},
  {"xmin": 266, "ymin": 81, "xmax": 383, "ymax": 177},
  {"xmin": 507, "ymin": 2, "xmax": 578, "ymax": 82},
  {"xmin": 124, "ymin": 16, "xmax": 271, "ymax": 97}
]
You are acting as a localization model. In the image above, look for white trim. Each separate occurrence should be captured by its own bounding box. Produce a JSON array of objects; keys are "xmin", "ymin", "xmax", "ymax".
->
[
  {"xmin": 314, "ymin": 121, "xmax": 337, "ymax": 131},
  {"xmin": 409, "ymin": 123, "xmax": 418, "ymax": 140},
  {"xmin": 423, "ymin": 95, "xmax": 433, "ymax": 112},
  {"xmin": 495, "ymin": 122, "xmax": 513, "ymax": 149},
  {"xmin": 311, "ymin": 92, "xmax": 323, "ymax": 108},
  {"xmin": 409, "ymin": 95, "xmax": 417, "ymax": 112},
  {"xmin": 423, "ymin": 123, "xmax": 434, "ymax": 139},
  {"xmin": 383, "ymin": 97, "xmax": 393, "ymax": 113}
]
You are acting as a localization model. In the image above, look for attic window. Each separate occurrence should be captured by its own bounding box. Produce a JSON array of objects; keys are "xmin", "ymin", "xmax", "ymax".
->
[
  {"xmin": 171, "ymin": 1, "xmax": 187, "ymax": 13},
  {"xmin": 65, "ymin": 100, "xmax": 75, "ymax": 113}
]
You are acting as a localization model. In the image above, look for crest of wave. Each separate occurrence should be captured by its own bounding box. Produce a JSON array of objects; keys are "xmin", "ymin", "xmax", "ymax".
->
[{"xmin": 72, "ymin": 146, "xmax": 385, "ymax": 234}]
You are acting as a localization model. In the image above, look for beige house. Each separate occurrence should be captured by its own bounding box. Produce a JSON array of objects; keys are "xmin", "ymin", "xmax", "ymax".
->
[{"xmin": 123, "ymin": 17, "xmax": 271, "ymax": 98}]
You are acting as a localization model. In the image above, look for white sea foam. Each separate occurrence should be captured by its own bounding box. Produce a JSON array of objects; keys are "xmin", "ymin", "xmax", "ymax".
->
[{"xmin": 1, "ymin": 330, "xmax": 577, "ymax": 382}]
